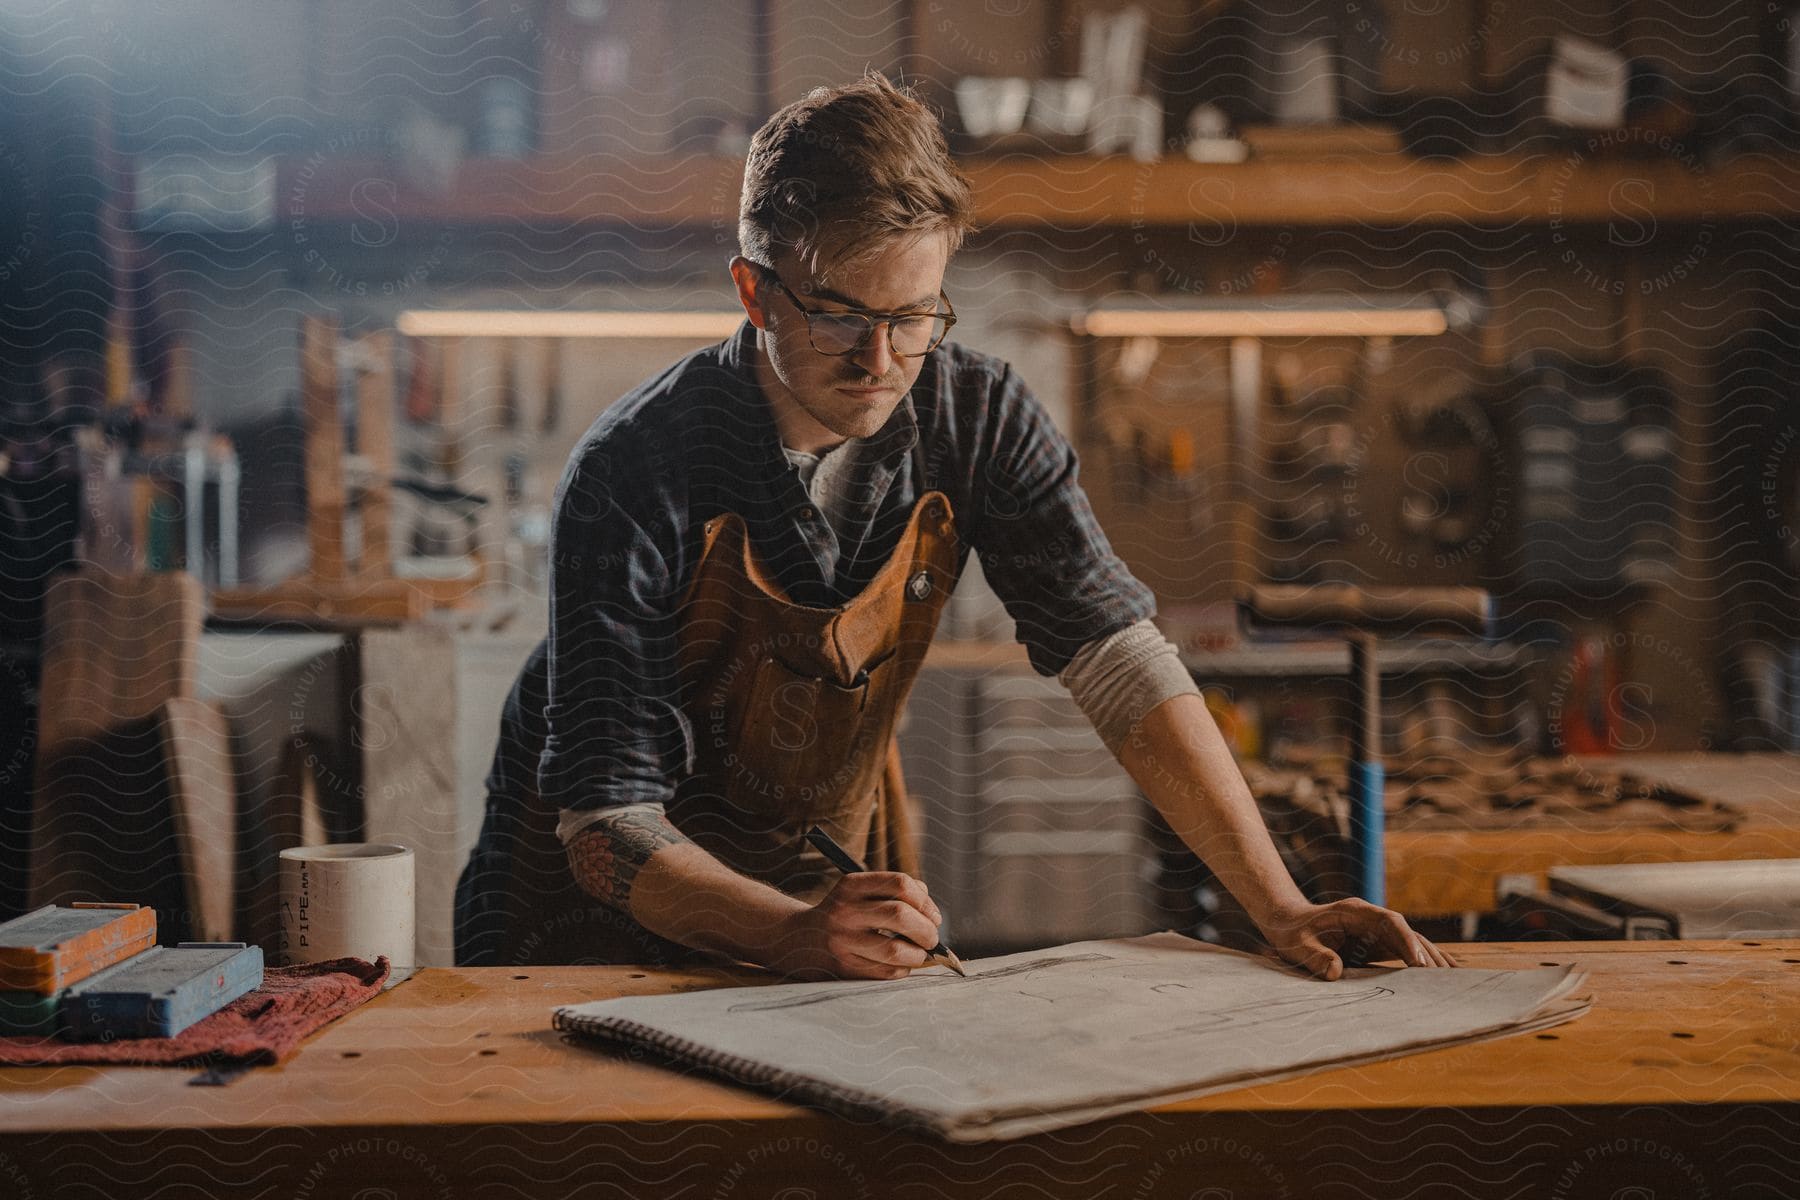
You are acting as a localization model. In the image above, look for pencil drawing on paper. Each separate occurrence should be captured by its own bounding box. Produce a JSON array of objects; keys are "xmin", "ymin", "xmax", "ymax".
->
[{"xmin": 724, "ymin": 952, "xmax": 1111, "ymax": 1012}]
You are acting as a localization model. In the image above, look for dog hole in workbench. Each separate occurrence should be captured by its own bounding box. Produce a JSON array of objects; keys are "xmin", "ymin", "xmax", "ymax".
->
[
  {"xmin": 341, "ymin": 1051, "xmax": 361, "ymax": 1059},
  {"xmin": 1671, "ymin": 1032, "xmax": 1694, "ymax": 1039},
  {"xmin": 629, "ymin": 973, "xmax": 646, "ymax": 979},
  {"xmin": 1539, "ymin": 962, "xmax": 1559, "ymax": 967},
  {"xmin": 513, "ymin": 974, "xmax": 529, "ymax": 980},
  {"xmin": 479, "ymin": 1049, "xmax": 498, "ymax": 1056},
  {"xmin": 1536, "ymin": 1034, "xmax": 1559, "ymax": 1041},
  {"xmin": 1743, "ymin": 942, "xmax": 1762, "ymax": 946},
  {"xmin": 1784, "ymin": 959, "xmax": 1800, "ymax": 964},
  {"xmin": 1667, "ymin": 960, "xmax": 1688, "ymax": 965}
]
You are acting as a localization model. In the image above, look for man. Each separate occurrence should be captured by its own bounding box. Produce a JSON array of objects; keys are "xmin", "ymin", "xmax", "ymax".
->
[{"xmin": 455, "ymin": 74, "xmax": 1450, "ymax": 980}]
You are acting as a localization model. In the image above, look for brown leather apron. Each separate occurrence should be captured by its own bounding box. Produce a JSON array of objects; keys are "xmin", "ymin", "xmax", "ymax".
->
[
  {"xmin": 495, "ymin": 487, "xmax": 960, "ymax": 966},
  {"xmin": 671, "ymin": 488, "xmax": 959, "ymax": 903}
]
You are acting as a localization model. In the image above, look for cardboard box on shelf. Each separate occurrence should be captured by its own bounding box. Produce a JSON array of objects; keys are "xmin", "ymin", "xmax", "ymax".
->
[{"xmin": 1488, "ymin": 33, "xmax": 1630, "ymax": 152}]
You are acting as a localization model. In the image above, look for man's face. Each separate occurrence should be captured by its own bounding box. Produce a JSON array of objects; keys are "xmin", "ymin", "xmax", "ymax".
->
[{"xmin": 732, "ymin": 232, "xmax": 950, "ymax": 454}]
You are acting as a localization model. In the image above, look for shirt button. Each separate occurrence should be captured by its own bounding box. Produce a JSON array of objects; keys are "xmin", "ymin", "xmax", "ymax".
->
[{"xmin": 801, "ymin": 507, "xmax": 819, "ymax": 523}]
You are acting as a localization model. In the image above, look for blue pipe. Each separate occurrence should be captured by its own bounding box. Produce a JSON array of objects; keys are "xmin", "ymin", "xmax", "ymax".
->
[{"xmin": 1349, "ymin": 759, "xmax": 1385, "ymax": 906}]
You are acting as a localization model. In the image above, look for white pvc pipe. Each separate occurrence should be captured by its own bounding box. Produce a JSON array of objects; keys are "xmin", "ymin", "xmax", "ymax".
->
[{"xmin": 279, "ymin": 843, "xmax": 416, "ymax": 989}]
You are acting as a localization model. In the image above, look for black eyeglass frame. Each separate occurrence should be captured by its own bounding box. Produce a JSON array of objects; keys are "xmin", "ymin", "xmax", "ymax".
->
[{"xmin": 750, "ymin": 262, "xmax": 957, "ymax": 358}]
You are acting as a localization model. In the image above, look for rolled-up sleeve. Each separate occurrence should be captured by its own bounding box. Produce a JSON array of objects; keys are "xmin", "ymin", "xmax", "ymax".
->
[
  {"xmin": 538, "ymin": 449, "xmax": 691, "ymax": 816},
  {"xmin": 970, "ymin": 366, "xmax": 1157, "ymax": 675}
]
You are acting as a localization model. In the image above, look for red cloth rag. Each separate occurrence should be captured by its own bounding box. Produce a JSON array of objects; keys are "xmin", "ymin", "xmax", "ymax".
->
[{"xmin": 0, "ymin": 956, "xmax": 390, "ymax": 1068}]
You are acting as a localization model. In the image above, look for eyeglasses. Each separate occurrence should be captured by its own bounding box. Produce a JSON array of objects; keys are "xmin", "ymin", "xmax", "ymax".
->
[{"xmin": 753, "ymin": 264, "xmax": 957, "ymax": 358}]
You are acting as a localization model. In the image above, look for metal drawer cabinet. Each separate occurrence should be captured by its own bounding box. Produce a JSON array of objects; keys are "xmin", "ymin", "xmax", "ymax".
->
[{"xmin": 899, "ymin": 666, "xmax": 1158, "ymax": 952}]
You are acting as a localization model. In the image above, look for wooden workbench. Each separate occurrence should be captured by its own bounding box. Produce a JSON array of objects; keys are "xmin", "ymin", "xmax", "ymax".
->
[
  {"xmin": 1387, "ymin": 753, "xmax": 1800, "ymax": 915},
  {"xmin": 1, "ymin": 942, "xmax": 1795, "ymax": 1199}
]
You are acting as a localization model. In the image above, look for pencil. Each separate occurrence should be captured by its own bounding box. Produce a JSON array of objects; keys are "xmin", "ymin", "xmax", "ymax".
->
[{"xmin": 803, "ymin": 825, "xmax": 968, "ymax": 977}]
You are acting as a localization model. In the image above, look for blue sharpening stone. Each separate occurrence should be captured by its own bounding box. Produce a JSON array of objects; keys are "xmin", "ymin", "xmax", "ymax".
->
[{"xmin": 61, "ymin": 943, "xmax": 264, "ymax": 1040}]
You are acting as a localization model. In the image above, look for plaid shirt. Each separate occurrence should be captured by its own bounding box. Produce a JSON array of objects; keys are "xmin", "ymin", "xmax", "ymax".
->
[{"xmin": 541, "ymin": 321, "xmax": 1155, "ymax": 815}]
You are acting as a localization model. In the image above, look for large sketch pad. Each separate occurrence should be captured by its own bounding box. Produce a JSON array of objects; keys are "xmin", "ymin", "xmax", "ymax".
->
[{"xmin": 555, "ymin": 933, "xmax": 1589, "ymax": 1141}]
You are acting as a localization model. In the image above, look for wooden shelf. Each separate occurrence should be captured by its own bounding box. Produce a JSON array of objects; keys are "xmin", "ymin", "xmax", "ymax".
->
[
  {"xmin": 250, "ymin": 151, "xmax": 1800, "ymax": 231},
  {"xmin": 970, "ymin": 152, "xmax": 1800, "ymax": 227}
]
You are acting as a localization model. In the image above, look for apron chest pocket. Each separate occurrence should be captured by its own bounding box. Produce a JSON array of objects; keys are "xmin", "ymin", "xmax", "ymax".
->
[{"xmin": 732, "ymin": 651, "xmax": 895, "ymax": 819}]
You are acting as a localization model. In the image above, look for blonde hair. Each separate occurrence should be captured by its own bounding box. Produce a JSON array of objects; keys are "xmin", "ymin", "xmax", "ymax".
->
[{"xmin": 739, "ymin": 73, "xmax": 975, "ymax": 272}]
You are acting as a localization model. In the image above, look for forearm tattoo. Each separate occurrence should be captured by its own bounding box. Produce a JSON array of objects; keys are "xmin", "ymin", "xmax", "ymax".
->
[{"xmin": 567, "ymin": 809, "xmax": 689, "ymax": 911}]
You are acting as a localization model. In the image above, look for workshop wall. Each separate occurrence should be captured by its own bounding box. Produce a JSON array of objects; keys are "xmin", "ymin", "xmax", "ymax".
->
[
  {"xmin": 11, "ymin": 0, "xmax": 1800, "ymax": 948},
  {"xmin": 94, "ymin": 0, "xmax": 1796, "ymax": 760}
]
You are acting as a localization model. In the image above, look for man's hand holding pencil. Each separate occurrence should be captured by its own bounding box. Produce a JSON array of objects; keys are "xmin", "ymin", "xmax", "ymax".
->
[{"xmin": 767, "ymin": 827, "xmax": 967, "ymax": 981}]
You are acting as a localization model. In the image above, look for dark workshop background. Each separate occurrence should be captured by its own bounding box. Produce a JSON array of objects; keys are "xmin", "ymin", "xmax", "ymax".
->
[{"xmin": 3, "ymin": 0, "xmax": 1799, "ymax": 964}]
